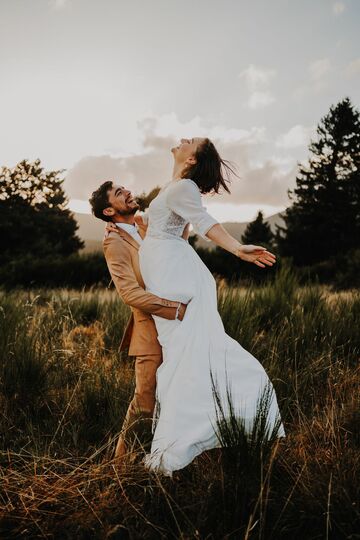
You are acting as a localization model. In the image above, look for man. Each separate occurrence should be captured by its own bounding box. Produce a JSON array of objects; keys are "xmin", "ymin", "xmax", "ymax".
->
[{"xmin": 89, "ymin": 181, "xmax": 187, "ymax": 460}]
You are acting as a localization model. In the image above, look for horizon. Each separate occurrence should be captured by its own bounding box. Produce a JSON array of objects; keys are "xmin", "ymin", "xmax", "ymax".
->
[{"xmin": 70, "ymin": 197, "xmax": 286, "ymax": 224}]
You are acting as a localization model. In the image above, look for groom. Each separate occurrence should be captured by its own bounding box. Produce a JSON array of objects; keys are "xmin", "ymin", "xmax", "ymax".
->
[{"xmin": 89, "ymin": 181, "xmax": 187, "ymax": 460}]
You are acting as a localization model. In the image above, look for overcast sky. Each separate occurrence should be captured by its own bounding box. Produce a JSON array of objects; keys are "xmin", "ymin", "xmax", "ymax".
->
[{"xmin": 1, "ymin": 0, "xmax": 359, "ymax": 221}]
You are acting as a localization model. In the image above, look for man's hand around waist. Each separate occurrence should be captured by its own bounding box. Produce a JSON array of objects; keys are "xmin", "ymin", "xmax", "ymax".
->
[{"xmin": 176, "ymin": 302, "xmax": 188, "ymax": 321}]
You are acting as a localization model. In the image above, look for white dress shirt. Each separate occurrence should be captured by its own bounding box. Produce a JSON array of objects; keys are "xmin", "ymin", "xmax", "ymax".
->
[{"xmin": 116, "ymin": 222, "xmax": 143, "ymax": 245}]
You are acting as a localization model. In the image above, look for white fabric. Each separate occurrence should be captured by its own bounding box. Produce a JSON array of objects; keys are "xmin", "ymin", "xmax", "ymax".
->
[
  {"xmin": 116, "ymin": 222, "xmax": 143, "ymax": 245},
  {"xmin": 138, "ymin": 178, "xmax": 286, "ymax": 476},
  {"xmin": 166, "ymin": 179, "xmax": 218, "ymax": 241},
  {"xmin": 145, "ymin": 179, "xmax": 218, "ymax": 242}
]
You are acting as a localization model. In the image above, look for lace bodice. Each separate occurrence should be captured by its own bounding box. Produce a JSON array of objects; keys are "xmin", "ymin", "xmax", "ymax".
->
[{"xmin": 144, "ymin": 178, "xmax": 218, "ymax": 241}]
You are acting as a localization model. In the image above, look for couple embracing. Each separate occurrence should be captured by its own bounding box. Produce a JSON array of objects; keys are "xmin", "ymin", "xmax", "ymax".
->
[{"xmin": 89, "ymin": 137, "xmax": 286, "ymax": 477}]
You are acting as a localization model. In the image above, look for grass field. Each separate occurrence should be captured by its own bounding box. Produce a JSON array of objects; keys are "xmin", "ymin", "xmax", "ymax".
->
[{"xmin": 0, "ymin": 267, "xmax": 359, "ymax": 539}]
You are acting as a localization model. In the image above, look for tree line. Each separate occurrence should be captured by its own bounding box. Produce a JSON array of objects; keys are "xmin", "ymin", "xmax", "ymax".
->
[
  {"xmin": 194, "ymin": 96, "xmax": 360, "ymax": 287},
  {"xmin": 0, "ymin": 97, "xmax": 359, "ymax": 288}
]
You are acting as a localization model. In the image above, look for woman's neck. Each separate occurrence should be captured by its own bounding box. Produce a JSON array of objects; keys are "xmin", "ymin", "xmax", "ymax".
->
[{"xmin": 172, "ymin": 161, "xmax": 186, "ymax": 181}]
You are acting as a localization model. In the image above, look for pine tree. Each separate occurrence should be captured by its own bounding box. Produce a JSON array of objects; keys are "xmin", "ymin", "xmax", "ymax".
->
[
  {"xmin": 0, "ymin": 159, "xmax": 83, "ymax": 263},
  {"xmin": 276, "ymin": 97, "xmax": 360, "ymax": 266},
  {"xmin": 241, "ymin": 211, "xmax": 274, "ymax": 248}
]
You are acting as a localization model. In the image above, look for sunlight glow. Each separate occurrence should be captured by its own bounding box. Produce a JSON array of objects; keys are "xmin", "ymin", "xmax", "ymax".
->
[{"xmin": 68, "ymin": 198, "xmax": 285, "ymax": 223}]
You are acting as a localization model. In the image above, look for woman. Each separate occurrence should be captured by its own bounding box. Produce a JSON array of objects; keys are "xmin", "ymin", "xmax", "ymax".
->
[{"xmin": 137, "ymin": 137, "xmax": 286, "ymax": 475}]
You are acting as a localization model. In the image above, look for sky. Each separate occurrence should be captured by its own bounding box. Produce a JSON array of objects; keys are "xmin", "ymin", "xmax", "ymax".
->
[{"xmin": 1, "ymin": 0, "xmax": 359, "ymax": 222}]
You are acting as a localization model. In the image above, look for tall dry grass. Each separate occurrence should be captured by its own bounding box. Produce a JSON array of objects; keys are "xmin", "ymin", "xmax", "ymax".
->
[{"xmin": 0, "ymin": 268, "xmax": 359, "ymax": 539}]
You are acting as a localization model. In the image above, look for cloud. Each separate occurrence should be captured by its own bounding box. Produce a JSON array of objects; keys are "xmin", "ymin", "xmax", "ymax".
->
[
  {"xmin": 137, "ymin": 112, "xmax": 266, "ymax": 145},
  {"xmin": 65, "ymin": 113, "xmax": 297, "ymax": 208},
  {"xmin": 276, "ymin": 124, "xmax": 314, "ymax": 149},
  {"xmin": 238, "ymin": 64, "xmax": 276, "ymax": 110},
  {"xmin": 248, "ymin": 91, "xmax": 275, "ymax": 110},
  {"xmin": 232, "ymin": 159, "xmax": 298, "ymax": 206},
  {"xmin": 332, "ymin": 2, "xmax": 345, "ymax": 15},
  {"xmin": 292, "ymin": 58, "xmax": 333, "ymax": 100},
  {"xmin": 50, "ymin": 0, "xmax": 68, "ymax": 9},
  {"xmin": 345, "ymin": 58, "xmax": 360, "ymax": 77},
  {"xmin": 239, "ymin": 65, "xmax": 276, "ymax": 90},
  {"xmin": 309, "ymin": 58, "xmax": 332, "ymax": 80}
]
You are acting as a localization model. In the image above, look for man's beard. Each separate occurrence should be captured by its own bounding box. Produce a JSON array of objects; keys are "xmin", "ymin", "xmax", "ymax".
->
[{"xmin": 116, "ymin": 205, "xmax": 139, "ymax": 216}]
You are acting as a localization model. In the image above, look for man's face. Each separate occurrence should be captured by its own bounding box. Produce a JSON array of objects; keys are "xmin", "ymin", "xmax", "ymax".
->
[{"xmin": 104, "ymin": 184, "xmax": 139, "ymax": 219}]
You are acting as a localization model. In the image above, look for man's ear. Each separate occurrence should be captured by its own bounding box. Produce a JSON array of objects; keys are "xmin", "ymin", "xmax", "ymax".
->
[{"xmin": 103, "ymin": 207, "xmax": 115, "ymax": 218}]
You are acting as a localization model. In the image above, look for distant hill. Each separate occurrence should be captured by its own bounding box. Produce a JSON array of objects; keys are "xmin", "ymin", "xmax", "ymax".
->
[
  {"xmin": 75, "ymin": 213, "xmax": 105, "ymax": 253},
  {"xmin": 190, "ymin": 213, "xmax": 285, "ymax": 250},
  {"xmin": 75, "ymin": 212, "xmax": 285, "ymax": 253}
]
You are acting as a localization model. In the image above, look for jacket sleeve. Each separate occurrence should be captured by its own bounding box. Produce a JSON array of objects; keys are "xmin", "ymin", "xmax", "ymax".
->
[
  {"xmin": 104, "ymin": 236, "xmax": 179, "ymax": 319},
  {"xmin": 166, "ymin": 179, "xmax": 218, "ymax": 241}
]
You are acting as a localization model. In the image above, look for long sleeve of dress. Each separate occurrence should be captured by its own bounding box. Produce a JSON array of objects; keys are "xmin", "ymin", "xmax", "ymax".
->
[{"xmin": 165, "ymin": 179, "xmax": 218, "ymax": 240}]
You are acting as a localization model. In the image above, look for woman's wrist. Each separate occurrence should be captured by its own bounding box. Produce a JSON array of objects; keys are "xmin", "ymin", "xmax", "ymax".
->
[{"xmin": 231, "ymin": 241, "xmax": 243, "ymax": 257}]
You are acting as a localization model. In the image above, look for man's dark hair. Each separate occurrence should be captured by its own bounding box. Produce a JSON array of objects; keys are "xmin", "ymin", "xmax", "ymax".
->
[{"xmin": 89, "ymin": 181, "xmax": 113, "ymax": 222}]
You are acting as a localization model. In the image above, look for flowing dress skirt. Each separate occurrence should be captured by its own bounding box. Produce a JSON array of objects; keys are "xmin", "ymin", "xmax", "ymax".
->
[{"xmin": 139, "ymin": 235, "xmax": 285, "ymax": 475}]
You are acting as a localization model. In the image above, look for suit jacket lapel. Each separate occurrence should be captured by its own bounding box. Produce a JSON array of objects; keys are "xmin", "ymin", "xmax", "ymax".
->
[{"xmin": 114, "ymin": 227, "xmax": 140, "ymax": 250}]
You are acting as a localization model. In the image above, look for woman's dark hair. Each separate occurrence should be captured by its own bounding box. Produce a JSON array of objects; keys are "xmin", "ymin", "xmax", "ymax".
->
[
  {"xmin": 182, "ymin": 138, "xmax": 237, "ymax": 194},
  {"xmin": 89, "ymin": 180, "xmax": 113, "ymax": 222}
]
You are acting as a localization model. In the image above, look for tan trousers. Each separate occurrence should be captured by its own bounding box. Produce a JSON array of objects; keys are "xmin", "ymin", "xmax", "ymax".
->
[{"xmin": 115, "ymin": 353, "xmax": 162, "ymax": 458}]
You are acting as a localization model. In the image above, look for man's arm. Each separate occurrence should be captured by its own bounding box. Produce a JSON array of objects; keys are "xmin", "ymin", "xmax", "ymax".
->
[
  {"xmin": 104, "ymin": 236, "xmax": 186, "ymax": 320},
  {"xmin": 182, "ymin": 223, "xmax": 190, "ymax": 241}
]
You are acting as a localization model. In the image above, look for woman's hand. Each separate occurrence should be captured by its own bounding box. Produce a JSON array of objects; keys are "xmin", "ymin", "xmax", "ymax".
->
[
  {"xmin": 134, "ymin": 213, "xmax": 148, "ymax": 234},
  {"xmin": 105, "ymin": 222, "xmax": 118, "ymax": 236},
  {"xmin": 134, "ymin": 214, "xmax": 148, "ymax": 240},
  {"xmin": 206, "ymin": 224, "xmax": 275, "ymax": 268},
  {"xmin": 235, "ymin": 244, "xmax": 276, "ymax": 268}
]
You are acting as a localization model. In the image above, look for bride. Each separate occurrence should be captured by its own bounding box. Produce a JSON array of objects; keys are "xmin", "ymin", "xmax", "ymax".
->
[{"xmin": 136, "ymin": 137, "xmax": 286, "ymax": 475}]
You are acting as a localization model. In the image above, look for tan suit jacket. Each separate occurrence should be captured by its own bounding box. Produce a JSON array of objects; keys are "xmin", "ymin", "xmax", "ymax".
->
[{"xmin": 103, "ymin": 227, "xmax": 179, "ymax": 356}]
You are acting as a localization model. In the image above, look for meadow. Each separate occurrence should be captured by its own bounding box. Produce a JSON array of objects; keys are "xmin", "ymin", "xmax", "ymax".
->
[{"xmin": 0, "ymin": 267, "xmax": 359, "ymax": 539}]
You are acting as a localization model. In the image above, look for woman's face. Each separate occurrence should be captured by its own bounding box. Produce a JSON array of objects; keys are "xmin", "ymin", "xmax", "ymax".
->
[{"xmin": 171, "ymin": 137, "xmax": 206, "ymax": 163}]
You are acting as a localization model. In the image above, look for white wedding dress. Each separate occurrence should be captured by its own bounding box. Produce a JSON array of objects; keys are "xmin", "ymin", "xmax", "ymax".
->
[{"xmin": 138, "ymin": 178, "xmax": 286, "ymax": 475}]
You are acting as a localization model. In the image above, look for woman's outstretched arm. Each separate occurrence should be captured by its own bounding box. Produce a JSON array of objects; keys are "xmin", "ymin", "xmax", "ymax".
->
[
  {"xmin": 166, "ymin": 179, "xmax": 276, "ymax": 268},
  {"xmin": 205, "ymin": 224, "xmax": 276, "ymax": 268}
]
